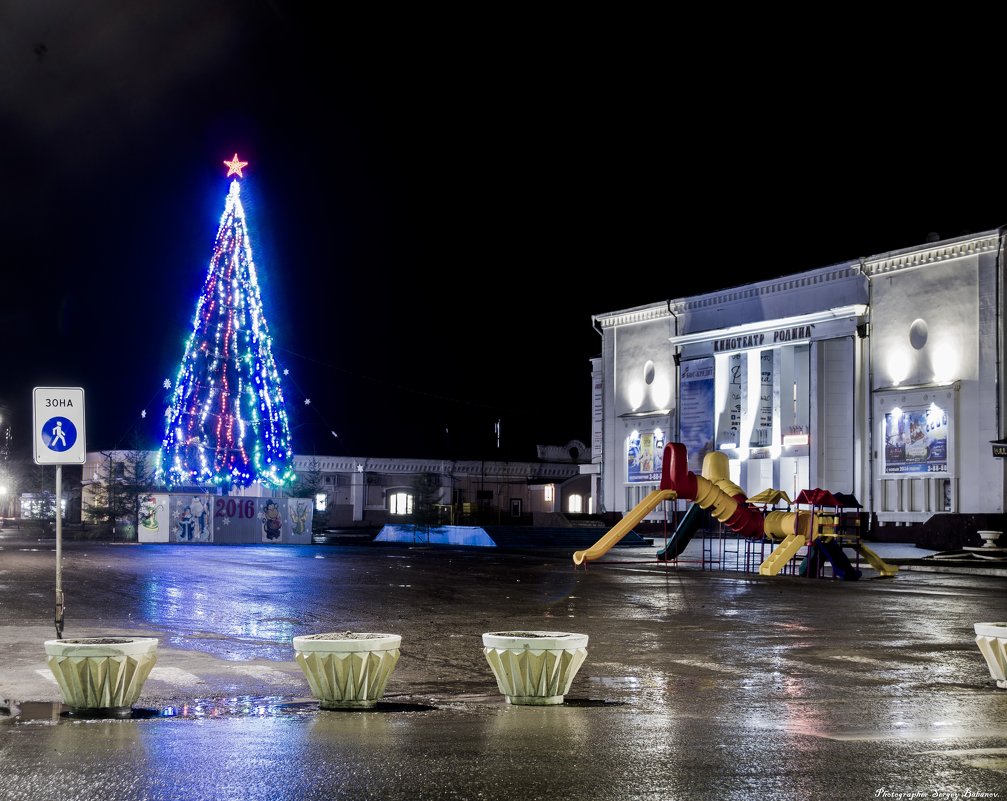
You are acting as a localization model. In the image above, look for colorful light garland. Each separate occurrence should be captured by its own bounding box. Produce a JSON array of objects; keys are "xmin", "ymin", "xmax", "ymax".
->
[{"xmin": 157, "ymin": 156, "xmax": 294, "ymax": 490}]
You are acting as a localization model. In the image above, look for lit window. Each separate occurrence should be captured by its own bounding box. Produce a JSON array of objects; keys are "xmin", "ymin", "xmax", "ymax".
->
[
  {"xmin": 314, "ymin": 493, "xmax": 327, "ymax": 512},
  {"xmin": 544, "ymin": 484, "xmax": 554, "ymax": 503},
  {"xmin": 568, "ymin": 494, "xmax": 583, "ymax": 513},
  {"xmin": 389, "ymin": 492, "xmax": 413, "ymax": 515}
]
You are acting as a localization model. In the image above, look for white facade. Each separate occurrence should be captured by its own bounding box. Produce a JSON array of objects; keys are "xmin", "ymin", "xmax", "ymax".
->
[
  {"xmin": 866, "ymin": 232, "xmax": 1004, "ymax": 523},
  {"xmin": 592, "ymin": 230, "xmax": 1007, "ymax": 543}
]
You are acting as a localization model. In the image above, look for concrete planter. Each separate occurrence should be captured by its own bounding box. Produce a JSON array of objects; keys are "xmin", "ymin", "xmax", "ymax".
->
[
  {"xmin": 974, "ymin": 622, "xmax": 1007, "ymax": 689},
  {"xmin": 43, "ymin": 636, "xmax": 158, "ymax": 717},
  {"xmin": 978, "ymin": 530, "xmax": 1002, "ymax": 548},
  {"xmin": 482, "ymin": 631, "xmax": 589, "ymax": 705},
  {"xmin": 293, "ymin": 632, "xmax": 401, "ymax": 709}
]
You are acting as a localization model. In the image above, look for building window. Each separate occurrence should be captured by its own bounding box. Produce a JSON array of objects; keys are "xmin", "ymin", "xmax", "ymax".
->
[
  {"xmin": 544, "ymin": 484, "xmax": 554, "ymax": 503},
  {"xmin": 314, "ymin": 493, "xmax": 327, "ymax": 512},
  {"xmin": 568, "ymin": 494, "xmax": 583, "ymax": 513},
  {"xmin": 389, "ymin": 491, "xmax": 413, "ymax": 515},
  {"xmin": 20, "ymin": 493, "xmax": 65, "ymax": 519}
]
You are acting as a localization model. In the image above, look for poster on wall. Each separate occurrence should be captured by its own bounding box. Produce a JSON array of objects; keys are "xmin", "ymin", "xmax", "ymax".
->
[
  {"xmin": 750, "ymin": 350, "xmax": 773, "ymax": 448},
  {"xmin": 170, "ymin": 493, "xmax": 214, "ymax": 543},
  {"xmin": 627, "ymin": 427, "xmax": 665, "ymax": 483},
  {"xmin": 137, "ymin": 493, "xmax": 170, "ymax": 543},
  {"xmin": 883, "ymin": 406, "xmax": 949, "ymax": 475},
  {"xmin": 717, "ymin": 353, "xmax": 744, "ymax": 449},
  {"xmin": 287, "ymin": 498, "xmax": 314, "ymax": 539},
  {"xmin": 680, "ymin": 358, "xmax": 714, "ymax": 472},
  {"xmin": 591, "ymin": 366, "xmax": 604, "ymax": 462},
  {"xmin": 260, "ymin": 499, "xmax": 285, "ymax": 541},
  {"xmin": 151, "ymin": 495, "xmax": 315, "ymax": 543}
]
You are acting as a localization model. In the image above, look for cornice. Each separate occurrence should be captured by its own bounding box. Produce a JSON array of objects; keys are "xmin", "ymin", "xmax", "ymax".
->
[
  {"xmin": 670, "ymin": 264, "xmax": 863, "ymax": 316},
  {"xmin": 862, "ymin": 231, "xmax": 1001, "ymax": 277},
  {"xmin": 593, "ymin": 304, "xmax": 670, "ymax": 329},
  {"xmin": 594, "ymin": 263, "xmax": 864, "ymax": 328},
  {"xmin": 290, "ymin": 455, "xmax": 579, "ymax": 479}
]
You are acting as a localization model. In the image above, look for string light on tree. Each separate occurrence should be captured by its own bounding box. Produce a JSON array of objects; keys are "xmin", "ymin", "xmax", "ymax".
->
[{"xmin": 157, "ymin": 154, "xmax": 294, "ymax": 490}]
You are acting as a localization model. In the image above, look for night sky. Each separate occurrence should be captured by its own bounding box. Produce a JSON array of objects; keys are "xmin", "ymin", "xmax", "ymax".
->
[{"xmin": 2, "ymin": 3, "xmax": 1003, "ymax": 463}]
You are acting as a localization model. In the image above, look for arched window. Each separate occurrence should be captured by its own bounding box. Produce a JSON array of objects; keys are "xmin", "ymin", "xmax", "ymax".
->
[{"xmin": 389, "ymin": 491, "xmax": 413, "ymax": 515}]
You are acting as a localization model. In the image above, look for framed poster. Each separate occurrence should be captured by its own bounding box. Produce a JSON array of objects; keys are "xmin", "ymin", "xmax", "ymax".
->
[
  {"xmin": 626, "ymin": 420, "xmax": 667, "ymax": 483},
  {"xmin": 876, "ymin": 387, "xmax": 956, "ymax": 478}
]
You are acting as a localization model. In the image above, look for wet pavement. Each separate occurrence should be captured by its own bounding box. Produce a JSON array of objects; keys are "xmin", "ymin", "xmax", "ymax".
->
[{"xmin": 2, "ymin": 532, "xmax": 1006, "ymax": 800}]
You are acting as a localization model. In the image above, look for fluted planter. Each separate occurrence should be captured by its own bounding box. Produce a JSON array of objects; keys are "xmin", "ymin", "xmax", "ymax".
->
[
  {"xmin": 977, "ymin": 530, "xmax": 1002, "ymax": 548},
  {"xmin": 43, "ymin": 636, "xmax": 158, "ymax": 717},
  {"xmin": 482, "ymin": 631, "xmax": 589, "ymax": 706},
  {"xmin": 974, "ymin": 622, "xmax": 1007, "ymax": 689},
  {"xmin": 293, "ymin": 632, "xmax": 401, "ymax": 709}
]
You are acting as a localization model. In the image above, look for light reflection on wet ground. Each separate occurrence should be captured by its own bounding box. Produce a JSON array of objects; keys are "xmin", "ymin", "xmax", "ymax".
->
[
  {"xmin": 9, "ymin": 696, "xmax": 441, "ymax": 723},
  {"xmin": 2, "ymin": 540, "xmax": 1007, "ymax": 800}
]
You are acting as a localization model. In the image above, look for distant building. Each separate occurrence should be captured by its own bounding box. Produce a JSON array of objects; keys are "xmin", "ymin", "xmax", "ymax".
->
[
  {"xmin": 81, "ymin": 446, "xmax": 592, "ymax": 543},
  {"xmin": 591, "ymin": 229, "xmax": 1007, "ymax": 550}
]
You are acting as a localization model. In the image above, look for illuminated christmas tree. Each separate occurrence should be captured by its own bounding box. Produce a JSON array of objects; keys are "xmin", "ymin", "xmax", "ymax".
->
[{"xmin": 158, "ymin": 154, "xmax": 294, "ymax": 490}]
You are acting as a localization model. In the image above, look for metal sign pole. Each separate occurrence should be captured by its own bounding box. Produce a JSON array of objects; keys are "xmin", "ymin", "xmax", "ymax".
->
[
  {"xmin": 32, "ymin": 387, "xmax": 85, "ymax": 640},
  {"xmin": 55, "ymin": 464, "xmax": 64, "ymax": 639}
]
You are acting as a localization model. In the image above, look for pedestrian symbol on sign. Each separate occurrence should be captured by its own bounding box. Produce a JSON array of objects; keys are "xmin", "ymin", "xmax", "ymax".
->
[{"xmin": 43, "ymin": 417, "xmax": 77, "ymax": 453}]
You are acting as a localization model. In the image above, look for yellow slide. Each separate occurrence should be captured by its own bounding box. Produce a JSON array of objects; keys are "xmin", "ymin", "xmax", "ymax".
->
[
  {"xmin": 759, "ymin": 534, "xmax": 807, "ymax": 576},
  {"xmin": 853, "ymin": 544, "xmax": 899, "ymax": 577},
  {"xmin": 757, "ymin": 509, "xmax": 816, "ymax": 575},
  {"xmin": 573, "ymin": 489, "xmax": 676, "ymax": 566}
]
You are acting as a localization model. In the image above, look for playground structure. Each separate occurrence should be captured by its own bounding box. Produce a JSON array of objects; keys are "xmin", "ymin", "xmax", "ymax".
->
[{"xmin": 573, "ymin": 442, "xmax": 897, "ymax": 578}]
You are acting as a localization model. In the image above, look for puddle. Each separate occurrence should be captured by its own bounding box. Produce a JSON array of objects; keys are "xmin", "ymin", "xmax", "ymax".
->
[
  {"xmin": 588, "ymin": 676, "xmax": 642, "ymax": 688},
  {"xmin": 928, "ymin": 747, "xmax": 1007, "ymax": 773},
  {"xmin": 562, "ymin": 698, "xmax": 627, "ymax": 707},
  {"xmin": 3, "ymin": 696, "xmax": 438, "ymax": 722}
]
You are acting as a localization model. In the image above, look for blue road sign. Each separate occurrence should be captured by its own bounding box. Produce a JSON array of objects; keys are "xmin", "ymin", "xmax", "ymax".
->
[
  {"xmin": 42, "ymin": 416, "xmax": 77, "ymax": 452},
  {"xmin": 33, "ymin": 387, "xmax": 86, "ymax": 465}
]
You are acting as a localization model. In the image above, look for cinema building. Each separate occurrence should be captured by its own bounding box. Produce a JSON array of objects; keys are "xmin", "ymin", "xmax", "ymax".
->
[{"xmin": 587, "ymin": 229, "xmax": 1007, "ymax": 550}]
